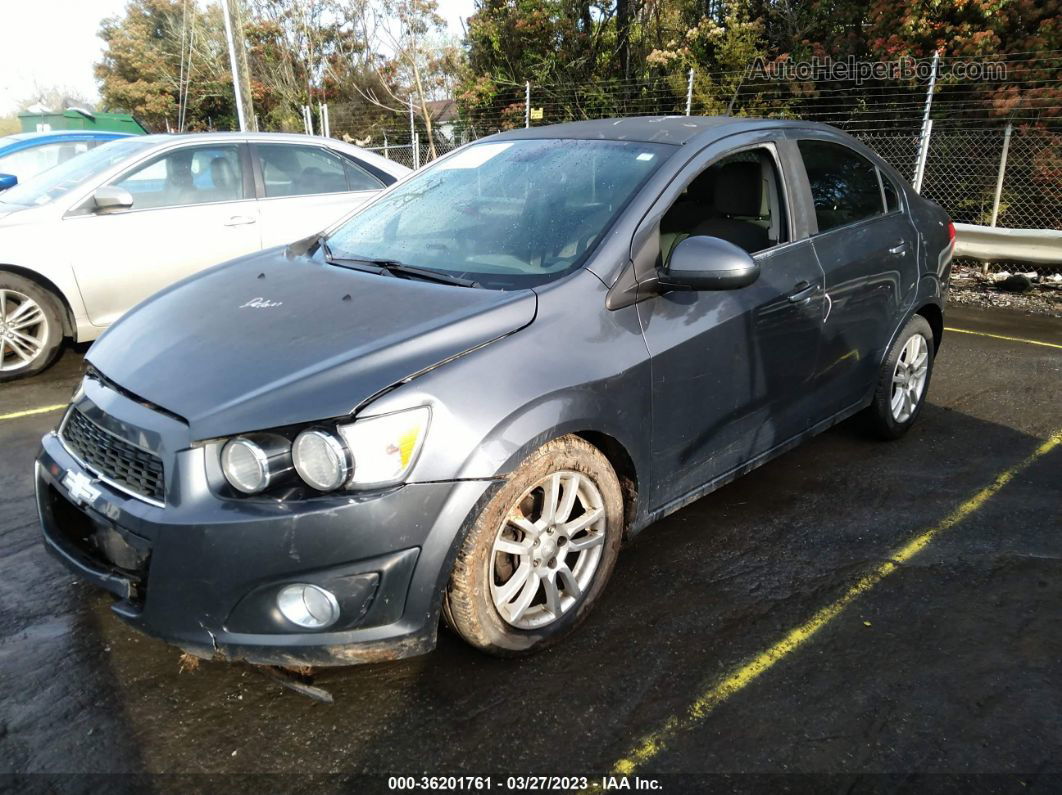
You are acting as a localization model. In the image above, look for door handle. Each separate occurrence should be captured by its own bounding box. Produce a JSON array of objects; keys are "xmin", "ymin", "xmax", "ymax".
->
[
  {"xmin": 224, "ymin": 215, "xmax": 257, "ymax": 226},
  {"xmin": 888, "ymin": 242, "xmax": 907, "ymax": 256},
  {"xmin": 788, "ymin": 281, "xmax": 817, "ymax": 303}
]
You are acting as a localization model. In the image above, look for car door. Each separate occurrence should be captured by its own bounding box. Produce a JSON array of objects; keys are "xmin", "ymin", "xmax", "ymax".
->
[
  {"xmin": 793, "ymin": 137, "xmax": 920, "ymax": 416},
  {"xmin": 67, "ymin": 142, "xmax": 259, "ymax": 328},
  {"xmin": 635, "ymin": 135, "xmax": 826, "ymax": 510},
  {"xmin": 251, "ymin": 142, "xmax": 386, "ymax": 248}
]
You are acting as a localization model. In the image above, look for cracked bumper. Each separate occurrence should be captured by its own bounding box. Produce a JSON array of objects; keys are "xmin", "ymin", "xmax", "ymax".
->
[{"xmin": 36, "ymin": 425, "xmax": 496, "ymax": 667}]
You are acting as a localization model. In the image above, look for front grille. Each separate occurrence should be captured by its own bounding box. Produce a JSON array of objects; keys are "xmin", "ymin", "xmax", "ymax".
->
[{"xmin": 61, "ymin": 409, "xmax": 165, "ymax": 503}]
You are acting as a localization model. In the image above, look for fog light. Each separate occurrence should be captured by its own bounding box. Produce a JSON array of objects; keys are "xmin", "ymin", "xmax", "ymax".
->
[{"xmin": 276, "ymin": 583, "xmax": 340, "ymax": 629}]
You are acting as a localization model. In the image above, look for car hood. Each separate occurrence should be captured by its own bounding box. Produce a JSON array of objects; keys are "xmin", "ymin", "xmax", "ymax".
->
[{"xmin": 87, "ymin": 248, "xmax": 538, "ymax": 440}]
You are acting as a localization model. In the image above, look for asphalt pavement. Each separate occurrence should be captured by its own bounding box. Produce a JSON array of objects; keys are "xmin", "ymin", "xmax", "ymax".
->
[{"xmin": 1, "ymin": 305, "xmax": 1059, "ymax": 792}]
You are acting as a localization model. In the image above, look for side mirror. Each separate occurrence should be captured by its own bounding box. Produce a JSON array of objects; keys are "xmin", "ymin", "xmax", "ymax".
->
[
  {"xmin": 0, "ymin": 174, "xmax": 17, "ymax": 191},
  {"xmin": 658, "ymin": 235, "xmax": 760, "ymax": 291},
  {"xmin": 93, "ymin": 185, "xmax": 134, "ymax": 213}
]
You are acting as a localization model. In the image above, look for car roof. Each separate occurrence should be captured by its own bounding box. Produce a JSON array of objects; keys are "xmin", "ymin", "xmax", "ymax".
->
[
  {"xmin": 487, "ymin": 115, "xmax": 843, "ymax": 146},
  {"xmin": 124, "ymin": 131, "xmax": 410, "ymax": 177},
  {"xmin": 0, "ymin": 131, "xmax": 132, "ymax": 156},
  {"xmin": 131, "ymin": 131, "xmax": 371, "ymax": 145},
  {"xmin": 2, "ymin": 130, "xmax": 129, "ymax": 142}
]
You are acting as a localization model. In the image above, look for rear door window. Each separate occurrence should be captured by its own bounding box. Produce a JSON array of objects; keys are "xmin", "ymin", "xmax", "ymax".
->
[
  {"xmin": 797, "ymin": 140, "xmax": 885, "ymax": 233},
  {"xmin": 256, "ymin": 144, "xmax": 382, "ymax": 197},
  {"xmin": 880, "ymin": 171, "xmax": 899, "ymax": 212}
]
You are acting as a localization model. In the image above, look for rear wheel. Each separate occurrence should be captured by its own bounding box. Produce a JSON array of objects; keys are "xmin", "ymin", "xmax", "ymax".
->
[
  {"xmin": 444, "ymin": 435, "xmax": 623, "ymax": 656},
  {"xmin": 866, "ymin": 315, "xmax": 935, "ymax": 439},
  {"xmin": 0, "ymin": 273, "xmax": 65, "ymax": 381}
]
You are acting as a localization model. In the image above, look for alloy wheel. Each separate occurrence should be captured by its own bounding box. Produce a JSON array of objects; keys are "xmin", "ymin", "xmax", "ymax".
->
[
  {"xmin": 0, "ymin": 289, "xmax": 48, "ymax": 372},
  {"xmin": 890, "ymin": 333, "xmax": 929, "ymax": 423},
  {"xmin": 489, "ymin": 470, "xmax": 607, "ymax": 630}
]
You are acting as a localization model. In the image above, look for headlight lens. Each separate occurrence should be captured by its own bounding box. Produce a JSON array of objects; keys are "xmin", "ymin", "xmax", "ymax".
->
[
  {"xmin": 221, "ymin": 438, "xmax": 271, "ymax": 494},
  {"xmin": 337, "ymin": 406, "xmax": 430, "ymax": 487},
  {"xmin": 292, "ymin": 429, "xmax": 351, "ymax": 491}
]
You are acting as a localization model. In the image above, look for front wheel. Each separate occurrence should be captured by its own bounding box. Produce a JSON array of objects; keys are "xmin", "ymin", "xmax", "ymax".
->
[
  {"xmin": 866, "ymin": 314, "xmax": 935, "ymax": 439},
  {"xmin": 443, "ymin": 435, "xmax": 624, "ymax": 656},
  {"xmin": 0, "ymin": 273, "xmax": 65, "ymax": 381}
]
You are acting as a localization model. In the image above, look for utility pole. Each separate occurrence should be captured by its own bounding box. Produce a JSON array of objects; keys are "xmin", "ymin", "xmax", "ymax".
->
[{"xmin": 221, "ymin": 0, "xmax": 254, "ymax": 132}]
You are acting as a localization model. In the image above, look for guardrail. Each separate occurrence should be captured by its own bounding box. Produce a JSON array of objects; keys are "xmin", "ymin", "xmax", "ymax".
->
[{"xmin": 954, "ymin": 223, "xmax": 1062, "ymax": 266}]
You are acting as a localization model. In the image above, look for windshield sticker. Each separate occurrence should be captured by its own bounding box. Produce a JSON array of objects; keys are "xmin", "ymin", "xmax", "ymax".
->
[
  {"xmin": 435, "ymin": 142, "xmax": 514, "ymax": 170},
  {"xmin": 636, "ymin": 152, "xmax": 655, "ymax": 161}
]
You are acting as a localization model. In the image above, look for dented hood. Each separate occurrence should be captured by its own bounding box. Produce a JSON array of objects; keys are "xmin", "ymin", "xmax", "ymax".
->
[{"xmin": 87, "ymin": 249, "xmax": 537, "ymax": 440}]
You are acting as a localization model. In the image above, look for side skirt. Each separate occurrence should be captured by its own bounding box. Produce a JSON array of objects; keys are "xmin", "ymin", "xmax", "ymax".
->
[{"xmin": 634, "ymin": 396, "xmax": 871, "ymax": 535}]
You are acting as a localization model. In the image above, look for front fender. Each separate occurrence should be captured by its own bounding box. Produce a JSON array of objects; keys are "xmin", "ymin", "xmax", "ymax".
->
[{"xmin": 360, "ymin": 270, "xmax": 654, "ymax": 521}]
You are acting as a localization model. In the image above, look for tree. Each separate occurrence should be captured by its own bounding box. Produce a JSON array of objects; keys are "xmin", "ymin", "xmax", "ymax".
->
[
  {"xmin": 345, "ymin": 0, "xmax": 460, "ymax": 158},
  {"xmin": 96, "ymin": 0, "xmax": 235, "ymax": 131}
]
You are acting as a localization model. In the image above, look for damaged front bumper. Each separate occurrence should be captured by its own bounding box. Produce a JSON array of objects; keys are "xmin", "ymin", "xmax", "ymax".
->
[{"xmin": 35, "ymin": 381, "xmax": 496, "ymax": 667}]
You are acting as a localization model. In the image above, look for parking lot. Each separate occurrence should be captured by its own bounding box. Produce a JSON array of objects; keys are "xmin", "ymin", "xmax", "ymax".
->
[{"xmin": 1, "ymin": 304, "xmax": 1059, "ymax": 789}]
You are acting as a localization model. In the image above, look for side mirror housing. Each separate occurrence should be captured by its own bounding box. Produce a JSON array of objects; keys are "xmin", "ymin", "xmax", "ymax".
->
[
  {"xmin": 658, "ymin": 235, "xmax": 760, "ymax": 291},
  {"xmin": 0, "ymin": 174, "xmax": 17, "ymax": 191},
  {"xmin": 93, "ymin": 185, "xmax": 134, "ymax": 213}
]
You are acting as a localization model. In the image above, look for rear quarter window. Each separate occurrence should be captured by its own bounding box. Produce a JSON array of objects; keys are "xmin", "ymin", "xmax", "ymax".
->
[{"xmin": 798, "ymin": 140, "xmax": 885, "ymax": 232}]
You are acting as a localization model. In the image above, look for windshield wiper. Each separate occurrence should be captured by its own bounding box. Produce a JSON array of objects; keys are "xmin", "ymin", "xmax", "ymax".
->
[{"xmin": 322, "ymin": 244, "xmax": 480, "ymax": 288}]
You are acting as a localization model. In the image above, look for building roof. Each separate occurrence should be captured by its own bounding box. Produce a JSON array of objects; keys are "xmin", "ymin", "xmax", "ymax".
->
[{"xmin": 425, "ymin": 99, "xmax": 459, "ymax": 124}]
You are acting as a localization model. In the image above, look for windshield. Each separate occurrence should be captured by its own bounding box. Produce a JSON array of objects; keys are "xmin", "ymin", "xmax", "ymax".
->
[
  {"xmin": 324, "ymin": 138, "xmax": 673, "ymax": 288},
  {"xmin": 0, "ymin": 134, "xmax": 29, "ymax": 148},
  {"xmin": 0, "ymin": 138, "xmax": 155, "ymax": 207}
]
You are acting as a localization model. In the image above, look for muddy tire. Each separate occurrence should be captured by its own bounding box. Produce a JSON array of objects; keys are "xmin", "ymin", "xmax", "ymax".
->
[
  {"xmin": 0, "ymin": 272, "xmax": 65, "ymax": 382},
  {"xmin": 443, "ymin": 435, "xmax": 624, "ymax": 656},
  {"xmin": 866, "ymin": 314, "xmax": 935, "ymax": 440}
]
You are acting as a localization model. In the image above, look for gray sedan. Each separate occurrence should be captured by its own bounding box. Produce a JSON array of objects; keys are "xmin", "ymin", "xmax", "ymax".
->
[{"xmin": 36, "ymin": 117, "xmax": 954, "ymax": 666}]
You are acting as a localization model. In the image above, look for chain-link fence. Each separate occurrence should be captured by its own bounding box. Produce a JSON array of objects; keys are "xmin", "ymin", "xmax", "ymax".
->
[
  {"xmin": 859, "ymin": 125, "xmax": 1061, "ymax": 231},
  {"xmin": 308, "ymin": 60, "xmax": 1061, "ymax": 277}
]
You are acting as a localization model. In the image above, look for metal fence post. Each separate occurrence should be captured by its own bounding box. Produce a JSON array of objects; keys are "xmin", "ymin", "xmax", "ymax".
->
[
  {"xmin": 990, "ymin": 122, "xmax": 1013, "ymax": 227},
  {"xmin": 384, "ymin": 132, "xmax": 389, "ymax": 159},
  {"xmin": 414, "ymin": 132, "xmax": 421, "ymax": 170},
  {"xmin": 408, "ymin": 95, "xmax": 415, "ymax": 154},
  {"xmin": 685, "ymin": 68, "xmax": 694, "ymax": 116},
  {"xmin": 912, "ymin": 49, "xmax": 939, "ymax": 193},
  {"xmin": 913, "ymin": 119, "xmax": 933, "ymax": 193},
  {"xmin": 525, "ymin": 81, "xmax": 531, "ymax": 128}
]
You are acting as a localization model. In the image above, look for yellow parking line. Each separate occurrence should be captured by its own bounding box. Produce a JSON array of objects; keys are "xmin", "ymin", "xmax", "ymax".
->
[
  {"xmin": 0, "ymin": 404, "xmax": 66, "ymax": 422},
  {"xmin": 609, "ymin": 428, "xmax": 1062, "ymax": 778},
  {"xmin": 945, "ymin": 327, "xmax": 1062, "ymax": 350}
]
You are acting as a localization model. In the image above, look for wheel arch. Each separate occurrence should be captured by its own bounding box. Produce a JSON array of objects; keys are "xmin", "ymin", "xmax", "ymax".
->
[
  {"xmin": 915, "ymin": 301, "xmax": 943, "ymax": 353},
  {"xmin": 440, "ymin": 394, "xmax": 650, "ymax": 535},
  {"xmin": 573, "ymin": 430, "xmax": 639, "ymax": 538},
  {"xmin": 0, "ymin": 264, "xmax": 76, "ymax": 337}
]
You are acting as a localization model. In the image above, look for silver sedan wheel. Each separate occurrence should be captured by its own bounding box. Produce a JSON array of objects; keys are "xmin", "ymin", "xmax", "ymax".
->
[
  {"xmin": 0, "ymin": 289, "xmax": 48, "ymax": 372},
  {"xmin": 489, "ymin": 470, "xmax": 607, "ymax": 630},
  {"xmin": 890, "ymin": 333, "xmax": 929, "ymax": 423}
]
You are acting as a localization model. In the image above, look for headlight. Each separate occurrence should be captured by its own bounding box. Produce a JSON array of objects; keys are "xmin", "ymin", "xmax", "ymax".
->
[
  {"xmin": 337, "ymin": 406, "xmax": 430, "ymax": 488},
  {"xmin": 221, "ymin": 438, "xmax": 271, "ymax": 494},
  {"xmin": 292, "ymin": 429, "xmax": 351, "ymax": 491}
]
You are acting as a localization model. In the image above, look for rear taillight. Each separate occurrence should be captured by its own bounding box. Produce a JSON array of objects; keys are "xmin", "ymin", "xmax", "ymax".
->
[{"xmin": 947, "ymin": 220, "xmax": 956, "ymax": 244}]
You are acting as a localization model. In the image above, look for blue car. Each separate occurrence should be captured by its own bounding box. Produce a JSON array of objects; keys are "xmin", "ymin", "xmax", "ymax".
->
[{"xmin": 0, "ymin": 131, "xmax": 132, "ymax": 190}]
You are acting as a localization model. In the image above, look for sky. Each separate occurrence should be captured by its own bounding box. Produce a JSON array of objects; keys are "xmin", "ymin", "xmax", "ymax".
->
[{"xmin": 0, "ymin": 0, "xmax": 476, "ymax": 116}]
